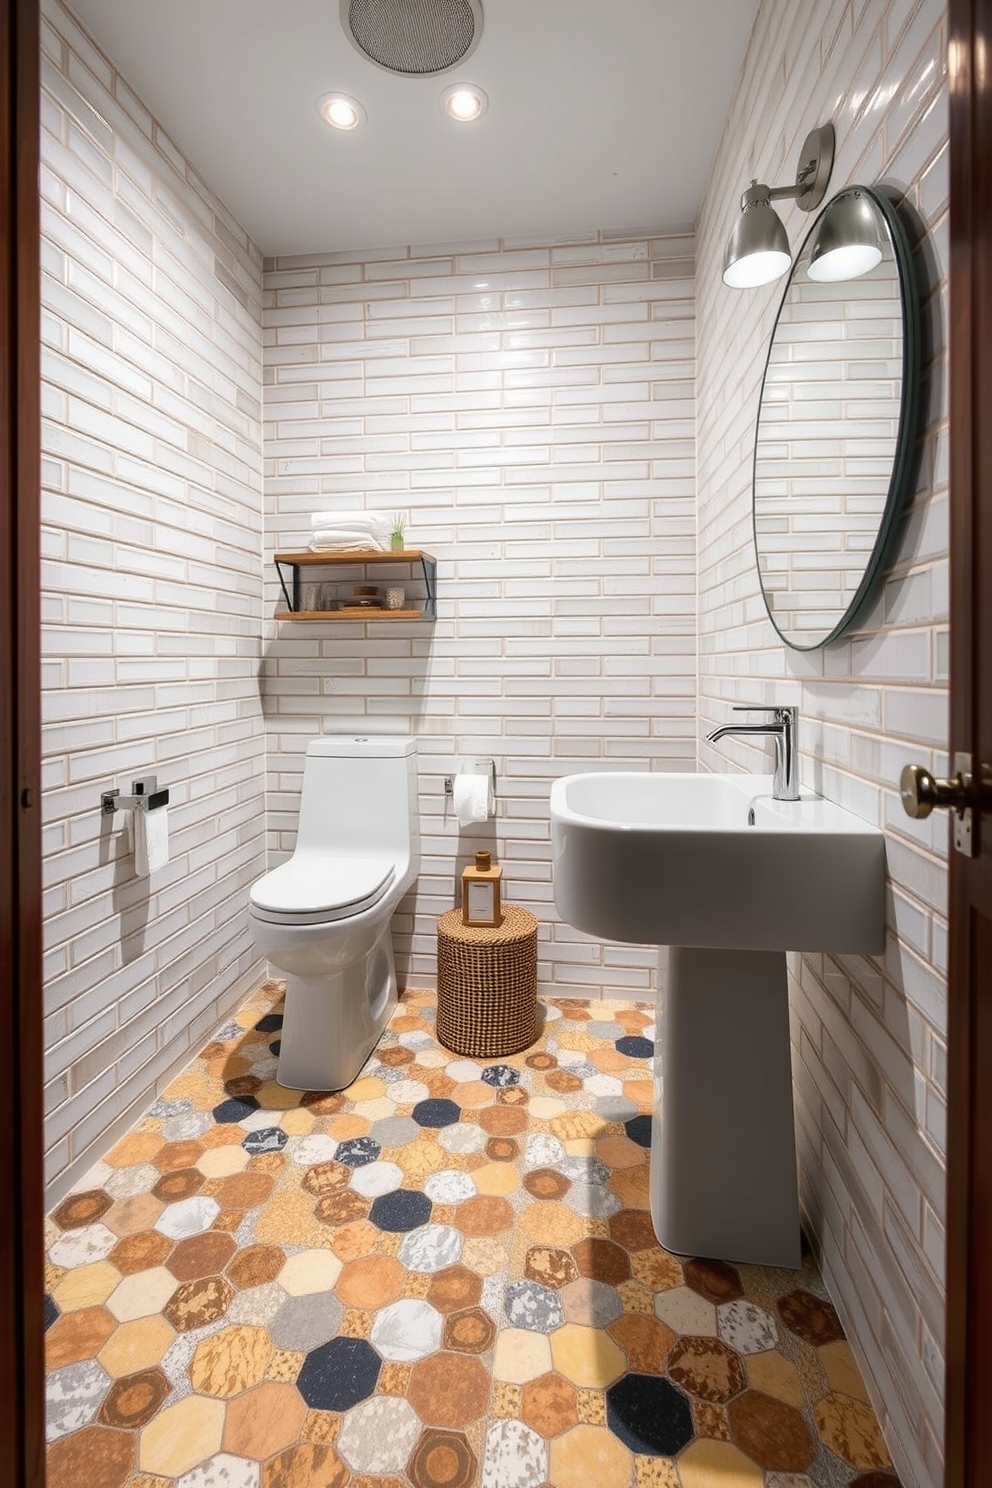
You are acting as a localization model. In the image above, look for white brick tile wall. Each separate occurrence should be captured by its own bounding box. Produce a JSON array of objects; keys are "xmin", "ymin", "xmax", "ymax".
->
[
  {"xmin": 262, "ymin": 234, "xmax": 697, "ymax": 1000},
  {"xmin": 40, "ymin": 0, "xmax": 267, "ymax": 1205},
  {"xmin": 695, "ymin": 1, "xmax": 947, "ymax": 1482}
]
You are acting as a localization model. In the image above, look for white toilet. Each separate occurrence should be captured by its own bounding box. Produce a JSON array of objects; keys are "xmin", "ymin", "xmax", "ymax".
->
[{"xmin": 248, "ymin": 735, "xmax": 420, "ymax": 1091}]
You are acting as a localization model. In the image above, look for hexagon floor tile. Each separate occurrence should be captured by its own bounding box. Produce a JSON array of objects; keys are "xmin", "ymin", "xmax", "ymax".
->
[{"xmin": 44, "ymin": 981, "xmax": 901, "ymax": 1487}]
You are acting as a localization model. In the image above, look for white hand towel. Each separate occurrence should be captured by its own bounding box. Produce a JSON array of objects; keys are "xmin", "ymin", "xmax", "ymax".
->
[
  {"xmin": 309, "ymin": 530, "xmax": 386, "ymax": 552},
  {"xmin": 134, "ymin": 806, "xmax": 169, "ymax": 875},
  {"xmin": 310, "ymin": 510, "xmax": 389, "ymax": 531}
]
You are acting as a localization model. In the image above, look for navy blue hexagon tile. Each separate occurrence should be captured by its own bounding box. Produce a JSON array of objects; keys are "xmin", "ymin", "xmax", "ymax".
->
[
  {"xmin": 212, "ymin": 1095, "xmax": 259, "ymax": 1124},
  {"xmin": 616, "ymin": 1034, "xmax": 654, "ymax": 1059},
  {"xmin": 411, "ymin": 1098, "xmax": 461, "ymax": 1128},
  {"xmin": 369, "ymin": 1189, "xmax": 433, "ymax": 1232},
  {"xmin": 295, "ymin": 1336, "xmax": 381, "ymax": 1411},
  {"xmin": 624, "ymin": 1114, "xmax": 652, "ymax": 1148},
  {"xmin": 606, "ymin": 1373, "xmax": 694, "ymax": 1455}
]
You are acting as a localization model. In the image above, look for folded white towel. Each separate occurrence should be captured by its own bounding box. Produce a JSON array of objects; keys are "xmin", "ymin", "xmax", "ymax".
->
[
  {"xmin": 310, "ymin": 510, "xmax": 389, "ymax": 531},
  {"xmin": 309, "ymin": 532, "xmax": 387, "ymax": 552}
]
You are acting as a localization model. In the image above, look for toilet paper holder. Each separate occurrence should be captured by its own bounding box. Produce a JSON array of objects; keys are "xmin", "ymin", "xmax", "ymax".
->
[
  {"xmin": 444, "ymin": 759, "xmax": 497, "ymax": 800},
  {"xmin": 101, "ymin": 775, "xmax": 170, "ymax": 815}
]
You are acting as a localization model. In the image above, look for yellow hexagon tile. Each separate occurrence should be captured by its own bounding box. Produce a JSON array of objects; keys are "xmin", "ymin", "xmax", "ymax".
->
[
  {"xmin": 654, "ymin": 1285, "xmax": 718, "ymax": 1337},
  {"xmin": 347, "ymin": 1076, "xmax": 386, "ymax": 1103},
  {"xmin": 746, "ymin": 1347, "xmax": 805, "ymax": 1407},
  {"xmin": 51, "ymin": 1260, "xmax": 121, "ymax": 1313},
  {"xmin": 460, "ymin": 1236, "xmax": 509, "ymax": 1275},
  {"xmin": 818, "ymin": 1339, "xmax": 871, "ymax": 1403},
  {"xmin": 678, "ymin": 1438, "xmax": 764, "ymax": 1488},
  {"xmin": 279, "ymin": 1107, "xmax": 316, "ymax": 1136},
  {"xmin": 472, "ymin": 1162, "xmax": 519, "ymax": 1196},
  {"xmin": 195, "ymin": 1144, "xmax": 250, "ymax": 1178},
  {"xmin": 493, "ymin": 1327, "xmax": 552, "ymax": 1384},
  {"xmin": 255, "ymin": 1080, "xmax": 305, "ymax": 1111},
  {"xmin": 555, "ymin": 1424, "xmax": 633, "ymax": 1488},
  {"xmin": 138, "ymin": 1394, "xmax": 225, "ymax": 1477},
  {"xmin": 550, "ymin": 1324, "xmax": 626, "ymax": 1388},
  {"xmin": 97, "ymin": 1314, "xmax": 176, "ymax": 1377},
  {"xmin": 353, "ymin": 1097, "xmax": 396, "ymax": 1122},
  {"xmin": 527, "ymin": 1096, "xmax": 568, "ymax": 1121},
  {"xmin": 106, "ymin": 1266, "xmax": 178, "ymax": 1323},
  {"xmin": 280, "ymin": 1248, "xmax": 343, "ymax": 1296},
  {"xmin": 563, "ymin": 1136, "xmax": 599, "ymax": 1159}
]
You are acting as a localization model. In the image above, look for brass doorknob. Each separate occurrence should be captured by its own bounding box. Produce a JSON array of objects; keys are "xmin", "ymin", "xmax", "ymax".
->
[{"xmin": 900, "ymin": 763, "xmax": 971, "ymax": 819}]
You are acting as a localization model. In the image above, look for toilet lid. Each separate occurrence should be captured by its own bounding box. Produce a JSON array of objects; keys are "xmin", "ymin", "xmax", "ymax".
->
[{"xmin": 249, "ymin": 855, "xmax": 395, "ymax": 923}]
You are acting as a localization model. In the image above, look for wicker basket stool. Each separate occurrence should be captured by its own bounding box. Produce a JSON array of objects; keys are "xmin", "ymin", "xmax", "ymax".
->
[{"xmin": 435, "ymin": 905, "xmax": 539, "ymax": 1058}]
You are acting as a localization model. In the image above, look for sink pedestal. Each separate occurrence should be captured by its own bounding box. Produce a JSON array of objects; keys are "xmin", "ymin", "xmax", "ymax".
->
[{"xmin": 650, "ymin": 946, "xmax": 801, "ymax": 1269}]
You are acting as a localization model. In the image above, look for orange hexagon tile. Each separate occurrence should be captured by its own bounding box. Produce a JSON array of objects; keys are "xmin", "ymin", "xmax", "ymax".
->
[
  {"xmin": 407, "ymin": 1351, "xmax": 490, "ymax": 1426},
  {"xmin": 46, "ymin": 1306, "xmax": 117, "ymax": 1369},
  {"xmin": 520, "ymin": 1371, "xmax": 579, "ymax": 1437},
  {"xmin": 223, "ymin": 1381, "xmax": 307, "ymax": 1458},
  {"xmin": 47, "ymin": 1424, "xmax": 134, "ymax": 1488}
]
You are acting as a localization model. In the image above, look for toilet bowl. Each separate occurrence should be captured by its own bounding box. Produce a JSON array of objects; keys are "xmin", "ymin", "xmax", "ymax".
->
[{"xmin": 248, "ymin": 735, "xmax": 420, "ymax": 1090}]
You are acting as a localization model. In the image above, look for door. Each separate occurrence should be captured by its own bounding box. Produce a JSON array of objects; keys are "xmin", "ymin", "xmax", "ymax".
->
[
  {"xmin": 944, "ymin": 0, "xmax": 992, "ymax": 1480},
  {"xmin": 0, "ymin": 0, "xmax": 45, "ymax": 1484}
]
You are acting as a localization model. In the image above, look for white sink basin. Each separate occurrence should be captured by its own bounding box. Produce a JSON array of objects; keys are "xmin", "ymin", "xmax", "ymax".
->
[{"xmin": 550, "ymin": 771, "xmax": 885, "ymax": 953}]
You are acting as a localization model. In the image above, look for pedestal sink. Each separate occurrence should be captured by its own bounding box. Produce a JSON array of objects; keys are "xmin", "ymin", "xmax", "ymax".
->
[{"xmin": 550, "ymin": 771, "xmax": 885, "ymax": 1268}]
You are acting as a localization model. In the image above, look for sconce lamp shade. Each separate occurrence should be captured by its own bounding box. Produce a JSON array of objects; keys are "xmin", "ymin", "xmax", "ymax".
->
[
  {"xmin": 807, "ymin": 189, "xmax": 882, "ymax": 281},
  {"xmin": 723, "ymin": 199, "xmax": 792, "ymax": 288}
]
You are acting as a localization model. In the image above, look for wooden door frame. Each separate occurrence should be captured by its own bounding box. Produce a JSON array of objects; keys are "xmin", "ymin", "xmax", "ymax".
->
[
  {"xmin": 946, "ymin": 0, "xmax": 992, "ymax": 1482},
  {"xmin": 0, "ymin": 0, "xmax": 45, "ymax": 1483}
]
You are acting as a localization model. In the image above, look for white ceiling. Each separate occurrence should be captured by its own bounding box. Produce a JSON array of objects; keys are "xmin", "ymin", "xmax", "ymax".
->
[{"xmin": 67, "ymin": 0, "xmax": 759, "ymax": 258}]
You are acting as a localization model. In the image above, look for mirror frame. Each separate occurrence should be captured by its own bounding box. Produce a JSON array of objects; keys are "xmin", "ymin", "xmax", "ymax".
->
[{"xmin": 751, "ymin": 185, "xmax": 921, "ymax": 651}]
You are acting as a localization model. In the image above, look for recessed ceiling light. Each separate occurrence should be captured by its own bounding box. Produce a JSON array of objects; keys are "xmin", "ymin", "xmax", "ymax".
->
[
  {"xmin": 441, "ymin": 83, "xmax": 488, "ymax": 122},
  {"xmin": 318, "ymin": 93, "xmax": 366, "ymax": 131}
]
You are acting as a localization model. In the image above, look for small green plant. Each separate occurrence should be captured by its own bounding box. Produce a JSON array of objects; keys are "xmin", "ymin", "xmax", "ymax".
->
[{"xmin": 389, "ymin": 511, "xmax": 407, "ymax": 550}]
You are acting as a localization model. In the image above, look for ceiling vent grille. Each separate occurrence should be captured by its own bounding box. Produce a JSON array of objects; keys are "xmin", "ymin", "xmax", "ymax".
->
[{"xmin": 343, "ymin": 0, "xmax": 483, "ymax": 76}]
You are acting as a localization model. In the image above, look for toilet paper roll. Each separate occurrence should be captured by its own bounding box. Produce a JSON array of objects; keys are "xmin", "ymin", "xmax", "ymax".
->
[
  {"xmin": 134, "ymin": 806, "xmax": 170, "ymax": 875},
  {"xmin": 453, "ymin": 773, "xmax": 492, "ymax": 826}
]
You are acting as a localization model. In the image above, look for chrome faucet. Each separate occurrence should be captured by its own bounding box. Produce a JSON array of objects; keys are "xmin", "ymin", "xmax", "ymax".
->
[{"xmin": 706, "ymin": 705, "xmax": 800, "ymax": 801}]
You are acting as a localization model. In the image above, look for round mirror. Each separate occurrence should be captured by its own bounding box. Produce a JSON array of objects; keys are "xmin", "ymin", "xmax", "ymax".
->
[{"xmin": 752, "ymin": 186, "xmax": 920, "ymax": 650}]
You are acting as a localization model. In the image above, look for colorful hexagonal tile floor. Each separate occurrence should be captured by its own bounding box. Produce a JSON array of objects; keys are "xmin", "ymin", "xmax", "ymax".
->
[{"xmin": 44, "ymin": 982, "xmax": 902, "ymax": 1487}]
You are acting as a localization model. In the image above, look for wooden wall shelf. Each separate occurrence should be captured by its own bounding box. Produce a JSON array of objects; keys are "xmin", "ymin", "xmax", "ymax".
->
[{"xmin": 273, "ymin": 549, "xmax": 437, "ymax": 622}]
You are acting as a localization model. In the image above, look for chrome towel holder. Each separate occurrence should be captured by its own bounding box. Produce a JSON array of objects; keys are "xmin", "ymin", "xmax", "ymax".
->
[{"xmin": 101, "ymin": 775, "xmax": 169, "ymax": 815}]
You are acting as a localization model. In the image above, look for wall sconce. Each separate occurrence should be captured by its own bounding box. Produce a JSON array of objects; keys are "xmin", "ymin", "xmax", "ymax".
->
[
  {"xmin": 723, "ymin": 123, "xmax": 835, "ymax": 288},
  {"xmin": 806, "ymin": 187, "xmax": 883, "ymax": 281}
]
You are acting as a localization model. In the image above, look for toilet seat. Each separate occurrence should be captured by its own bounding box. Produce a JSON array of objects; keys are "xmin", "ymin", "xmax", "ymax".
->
[{"xmin": 249, "ymin": 854, "xmax": 396, "ymax": 926}]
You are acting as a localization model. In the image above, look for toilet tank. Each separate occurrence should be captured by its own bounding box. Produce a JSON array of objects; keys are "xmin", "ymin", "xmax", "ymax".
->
[{"xmin": 295, "ymin": 735, "xmax": 419, "ymax": 860}]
